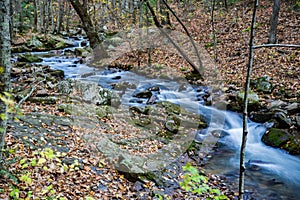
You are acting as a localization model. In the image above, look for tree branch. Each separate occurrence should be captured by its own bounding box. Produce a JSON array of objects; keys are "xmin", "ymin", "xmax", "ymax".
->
[
  {"xmin": 161, "ymin": 0, "xmax": 203, "ymax": 72},
  {"xmin": 146, "ymin": 0, "xmax": 202, "ymax": 79},
  {"xmin": 253, "ymin": 44, "xmax": 300, "ymax": 49}
]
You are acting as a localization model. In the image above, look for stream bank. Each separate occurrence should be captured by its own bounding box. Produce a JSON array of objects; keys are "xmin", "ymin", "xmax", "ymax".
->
[{"xmin": 6, "ymin": 33, "xmax": 300, "ymax": 199}]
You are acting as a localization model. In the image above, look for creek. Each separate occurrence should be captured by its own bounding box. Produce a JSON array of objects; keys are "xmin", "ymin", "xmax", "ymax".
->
[{"xmin": 19, "ymin": 36, "xmax": 300, "ymax": 199}]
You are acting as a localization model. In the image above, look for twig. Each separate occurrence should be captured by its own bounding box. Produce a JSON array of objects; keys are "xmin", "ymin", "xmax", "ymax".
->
[
  {"xmin": 253, "ymin": 44, "xmax": 300, "ymax": 49},
  {"xmin": 16, "ymin": 86, "xmax": 35, "ymax": 108}
]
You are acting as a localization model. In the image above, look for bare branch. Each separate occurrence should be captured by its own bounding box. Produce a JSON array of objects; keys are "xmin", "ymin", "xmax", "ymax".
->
[
  {"xmin": 161, "ymin": 0, "xmax": 204, "ymax": 72},
  {"xmin": 253, "ymin": 44, "xmax": 300, "ymax": 49},
  {"xmin": 146, "ymin": 0, "xmax": 202, "ymax": 79}
]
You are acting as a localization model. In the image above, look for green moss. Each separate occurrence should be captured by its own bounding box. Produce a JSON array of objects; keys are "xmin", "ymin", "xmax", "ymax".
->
[{"xmin": 262, "ymin": 128, "xmax": 291, "ymax": 147}]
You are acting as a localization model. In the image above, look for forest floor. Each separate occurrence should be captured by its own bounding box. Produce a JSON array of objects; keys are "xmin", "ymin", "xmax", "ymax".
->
[{"xmin": 1, "ymin": 1, "xmax": 299, "ymax": 200}]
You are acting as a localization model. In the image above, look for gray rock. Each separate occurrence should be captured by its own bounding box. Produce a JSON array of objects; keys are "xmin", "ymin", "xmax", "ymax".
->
[
  {"xmin": 237, "ymin": 90, "xmax": 260, "ymax": 106},
  {"xmin": 17, "ymin": 53, "xmax": 43, "ymax": 63},
  {"xmin": 285, "ymin": 103, "xmax": 299, "ymax": 114},
  {"xmin": 274, "ymin": 111, "xmax": 291, "ymax": 129},
  {"xmin": 57, "ymin": 79, "xmax": 120, "ymax": 106},
  {"xmin": 27, "ymin": 35, "xmax": 44, "ymax": 49},
  {"xmin": 268, "ymin": 100, "xmax": 286, "ymax": 110}
]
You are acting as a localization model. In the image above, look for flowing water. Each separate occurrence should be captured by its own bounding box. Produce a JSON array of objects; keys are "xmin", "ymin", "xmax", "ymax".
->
[{"xmin": 20, "ymin": 37, "xmax": 300, "ymax": 199}]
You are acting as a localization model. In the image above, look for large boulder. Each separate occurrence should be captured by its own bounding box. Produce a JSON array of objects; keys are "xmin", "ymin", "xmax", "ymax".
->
[
  {"xmin": 56, "ymin": 79, "xmax": 121, "ymax": 106},
  {"xmin": 262, "ymin": 128, "xmax": 300, "ymax": 155},
  {"xmin": 262, "ymin": 128, "xmax": 291, "ymax": 147},
  {"xmin": 27, "ymin": 35, "xmax": 44, "ymax": 49}
]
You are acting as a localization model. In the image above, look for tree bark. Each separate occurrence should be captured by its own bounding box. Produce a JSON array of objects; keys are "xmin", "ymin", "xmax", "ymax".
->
[
  {"xmin": 33, "ymin": 0, "xmax": 38, "ymax": 32},
  {"xmin": 57, "ymin": 0, "xmax": 65, "ymax": 34},
  {"xmin": 268, "ymin": 0, "xmax": 280, "ymax": 44},
  {"xmin": 68, "ymin": 0, "xmax": 102, "ymax": 48},
  {"xmin": 239, "ymin": 1, "xmax": 258, "ymax": 199},
  {"xmin": 0, "ymin": 0, "xmax": 11, "ymax": 165}
]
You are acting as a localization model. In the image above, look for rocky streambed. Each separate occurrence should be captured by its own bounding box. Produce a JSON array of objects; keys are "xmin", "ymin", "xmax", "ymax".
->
[{"xmin": 9, "ymin": 33, "xmax": 300, "ymax": 199}]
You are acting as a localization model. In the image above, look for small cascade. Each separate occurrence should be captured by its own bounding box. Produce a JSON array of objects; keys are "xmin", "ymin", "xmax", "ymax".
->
[{"xmin": 28, "ymin": 41, "xmax": 300, "ymax": 199}]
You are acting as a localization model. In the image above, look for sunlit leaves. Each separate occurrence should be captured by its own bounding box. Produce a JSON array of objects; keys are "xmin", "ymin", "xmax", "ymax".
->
[{"xmin": 180, "ymin": 163, "xmax": 229, "ymax": 199}]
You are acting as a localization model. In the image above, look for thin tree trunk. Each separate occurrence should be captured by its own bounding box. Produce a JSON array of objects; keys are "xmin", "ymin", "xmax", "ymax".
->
[
  {"xmin": 268, "ymin": 0, "xmax": 280, "ymax": 44},
  {"xmin": 33, "ymin": 0, "xmax": 38, "ymax": 32},
  {"xmin": 160, "ymin": 0, "xmax": 203, "ymax": 74},
  {"xmin": 0, "ymin": 0, "xmax": 11, "ymax": 165},
  {"xmin": 16, "ymin": 0, "xmax": 23, "ymax": 33},
  {"xmin": 238, "ymin": 1, "xmax": 258, "ymax": 199},
  {"xmin": 57, "ymin": 0, "xmax": 65, "ymax": 34},
  {"xmin": 210, "ymin": 0, "xmax": 218, "ymax": 62},
  {"xmin": 9, "ymin": 0, "xmax": 14, "ymax": 40},
  {"xmin": 146, "ymin": 3, "xmax": 151, "ymax": 66},
  {"xmin": 138, "ymin": 1, "xmax": 143, "ymax": 66}
]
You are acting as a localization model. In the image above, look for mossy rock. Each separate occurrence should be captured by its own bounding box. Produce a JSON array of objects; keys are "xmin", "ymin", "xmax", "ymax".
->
[
  {"xmin": 17, "ymin": 53, "xmax": 43, "ymax": 63},
  {"xmin": 284, "ymin": 140, "xmax": 300, "ymax": 155},
  {"xmin": 58, "ymin": 103, "xmax": 114, "ymax": 119},
  {"xmin": 262, "ymin": 128, "xmax": 291, "ymax": 148},
  {"xmin": 237, "ymin": 90, "xmax": 260, "ymax": 106}
]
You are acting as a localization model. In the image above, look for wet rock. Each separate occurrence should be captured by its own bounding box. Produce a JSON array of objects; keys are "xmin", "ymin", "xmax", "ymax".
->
[
  {"xmin": 48, "ymin": 35, "xmax": 75, "ymax": 49},
  {"xmin": 274, "ymin": 111, "xmax": 291, "ymax": 129},
  {"xmin": 74, "ymin": 47, "xmax": 90, "ymax": 57},
  {"xmin": 112, "ymin": 75, "xmax": 121, "ymax": 80},
  {"xmin": 234, "ymin": 90, "xmax": 261, "ymax": 112},
  {"xmin": 250, "ymin": 110, "xmax": 274, "ymax": 123},
  {"xmin": 262, "ymin": 128, "xmax": 291, "ymax": 148},
  {"xmin": 133, "ymin": 90, "xmax": 152, "ymax": 99},
  {"xmin": 147, "ymin": 86, "xmax": 160, "ymax": 92},
  {"xmin": 17, "ymin": 53, "xmax": 43, "ymax": 63},
  {"xmin": 49, "ymin": 69, "xmax": 64, "ymax": 78}
]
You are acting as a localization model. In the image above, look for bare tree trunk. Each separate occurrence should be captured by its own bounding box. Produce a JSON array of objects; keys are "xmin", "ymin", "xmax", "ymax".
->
[
  {"xmin": 268, "ymin": 0, "xmax": 280, "ymax": 43},
  {"xmin": 239, "ymin": 1, "xmax": 258, "ymax": 199},
  {"xmin": 68, "ymin": 0, "xmax": 108, "ymax": 65},
  {"xmin": 138, "ymin": 1, "xmax": 143, "ymax": 66},
  {"xmin": 57, "ymin": 0, "xmax": 65, "ymax": 34},
  {"xmin": 146, "ymin": 3, "xmax": 151, "ymax": 66},
  {"xmin": 210, "ymin": 0, "xmax": 218, "ymax": 62},
  {"xmin": 65, "ymin": 2, "xmax": 71, "ymax": 33},
  {"xmin": 16, "ymin": 0, "xmax": 23, "ymax": 33},
  {"xmin": 33, "ymin": 0, "xmax": 38, "ymax": 32},
  {"xmin": 0, "ymin": 0, "xmax": 11, "ymax": 165},
  {"xmin": 161, "ymin": 0, "xmax": 203, "ymax": 73},
  {"xmin": 9, "ymin": 0, "xmax": 14, "ymax": 39},
  {"xmin": 39, "ymin": 0, "xmax": 45, "ymax": 33}
]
